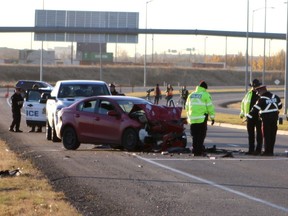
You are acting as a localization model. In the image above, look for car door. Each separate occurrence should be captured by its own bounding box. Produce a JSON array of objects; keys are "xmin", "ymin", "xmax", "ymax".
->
[
  {"xmin": 74, "ymin": 99, "xmax": 101, "ymax": 143},
  {"xmin": 92, "ymin": 99, "xmax": 123, "ymax": 143},
  {"xmin": 24, "ymin": 89, "xmax": 50, "ymax": 124}
]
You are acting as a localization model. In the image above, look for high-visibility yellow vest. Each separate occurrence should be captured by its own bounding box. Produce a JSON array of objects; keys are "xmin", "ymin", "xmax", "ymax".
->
[
  {"xmin": 240, "ymin": 90, "xmax": 253, "ymax": 118},
  {"xmin": 185, "ymin": 86, "xmax": 215, "ymax": 124}
]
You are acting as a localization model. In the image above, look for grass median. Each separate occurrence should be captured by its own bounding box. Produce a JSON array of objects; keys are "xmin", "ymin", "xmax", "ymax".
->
[{"xmin": 0, "ymin": 141, "xmax": 81, "ymax": 215}]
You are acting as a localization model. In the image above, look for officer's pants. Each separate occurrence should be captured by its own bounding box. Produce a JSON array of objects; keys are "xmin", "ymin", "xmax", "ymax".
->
[
  {"xmin": 10, "ymin": 109, "xmax": 21, "ymax": 130},
  {"xmin": 247, "ymin": 118, "xmax": 263, "ymax": 153},
  {"xmin": 190, "ymin": 121, "xmax": 207, "ymax": 155},
  {"xmin": 262, "ymin": 114, "xmax": 278, "ymax": 154}
]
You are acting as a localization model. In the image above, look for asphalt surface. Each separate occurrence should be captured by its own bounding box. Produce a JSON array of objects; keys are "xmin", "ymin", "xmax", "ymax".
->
[{"xmin": 1, "ymin": 88, "xmax": 288, "ymax": 216}]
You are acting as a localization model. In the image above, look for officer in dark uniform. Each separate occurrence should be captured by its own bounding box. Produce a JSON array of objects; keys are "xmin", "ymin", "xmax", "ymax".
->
[
  {"xmin": 240, "ymin": 79, "xmax": 263, "ymax": 155},
  {"xmin": 109, "ymin": 83, "xmax": 125, "ymax": 95},
  {"xmin": 247, "ymin": 85, "xmax": 282, "ymax": 156},
  {"xmin": 109, "ymin": 83, "xmax": 119, "ymax": 95},
  {"xmin": 9, "ymin": 87, "xmax": 24, "ymax": 132}
]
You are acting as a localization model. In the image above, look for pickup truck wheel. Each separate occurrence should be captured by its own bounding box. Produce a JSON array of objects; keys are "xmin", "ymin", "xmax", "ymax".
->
[
  {"xmin": 46, "ymin": 120, "xmax": 52, "ymax": 140},
  {"xmin": 52, "ymin": 121, "xmax": 61, "ymax": 142},
  {"xmin": 122, "ymin": 128, "xmax": 139, "ymax": 152},
  {"xmin": 62, "ymin": 127, "xmax": 80, "ymax": 150}
]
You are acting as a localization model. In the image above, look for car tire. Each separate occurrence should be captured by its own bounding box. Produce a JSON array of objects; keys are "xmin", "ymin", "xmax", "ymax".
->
[
  {"xmin": 46, "ymin": 120, "xmax": 52, "ymax": 140},
  {"xmin": 62, "ymin": 127, "xmax": 80, "ymax": 150},
  {"xmin": 51, "ymin": 121, "xmax": 61, "ymax": 142},
  {"xmin": 122, "ymin": 128, "xmax": 139, "ymax": 151}
]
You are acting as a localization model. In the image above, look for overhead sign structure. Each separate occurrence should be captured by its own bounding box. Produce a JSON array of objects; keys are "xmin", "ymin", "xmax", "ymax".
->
[{"xmin": 34, "ymin": 10, "xmax": 139, "ymax": 44}]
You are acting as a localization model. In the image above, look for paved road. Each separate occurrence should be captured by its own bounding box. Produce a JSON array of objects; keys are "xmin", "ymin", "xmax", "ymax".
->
[{"xmin": 1, "ymin": 88, "xmax": 288, "ymax": 216}]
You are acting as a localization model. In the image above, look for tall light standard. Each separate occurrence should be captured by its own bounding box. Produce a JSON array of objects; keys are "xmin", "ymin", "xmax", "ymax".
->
[
  {"xmin": 251, "ymin": 6, "xmax": 274, "ymax": 83},
  {"xmin": 144, "ymin": 0, "xmax": 153, "ymax": 87},
  {"xmin": 245, "ymin": 0, "xmax": 249, "ymax": 93},
  {"xmin": 225, "ymin": 36, "xmax": 227, "ymax": 69},
  {"xmin": 284, "ymin": 1, "xmax": 288, "ymax": 116},
  {"xmin": 262, "ymin": 0, "xmax": 267, "ymax": 85},
  {"xmin": 204, "ymin": 36, "xmax": 208, "ymax": 62},
  {"xmin": 40, "ymin": 0, "xmax": 45, "ymax": 81}
]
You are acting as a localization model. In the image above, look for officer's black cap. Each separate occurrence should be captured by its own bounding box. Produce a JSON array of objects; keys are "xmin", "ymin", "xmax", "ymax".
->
[
  {"xmin": 249, "ymin": 79, "xmax": 262, "ymax": 88},
  {"xmin": 199, "ymin": 80, "xmax": 208, "ymax": 89}
]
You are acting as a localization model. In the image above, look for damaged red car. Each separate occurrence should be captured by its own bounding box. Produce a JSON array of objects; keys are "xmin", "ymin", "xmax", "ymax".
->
[{"xmin": 56, "ymin": 95, "xmax": 187, "ymax": 151}]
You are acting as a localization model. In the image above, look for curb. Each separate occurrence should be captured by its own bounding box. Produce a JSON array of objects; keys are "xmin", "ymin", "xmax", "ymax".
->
[{"xmin": 215, "ymin": 122, "xmax": 288, "ymax": 136}]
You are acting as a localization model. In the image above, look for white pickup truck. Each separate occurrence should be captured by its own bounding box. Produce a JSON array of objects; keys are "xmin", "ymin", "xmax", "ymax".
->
[{"xmin": 46, "ymin": 80, "xmax": 111, "ymax": 142}]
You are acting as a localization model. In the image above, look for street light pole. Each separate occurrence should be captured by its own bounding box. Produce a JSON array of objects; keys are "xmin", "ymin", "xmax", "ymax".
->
[
  {"xmin": 40, "ymin": 0, "xmax": 44, "ymax": 81},
  {"xmin": 245, "ymin": 0, "xmax": 249, "ymax": 93},
  {"xmin": 250, "ymin": 9, "xmax": 255, "ymax": 84},
  {"xmin": 263, "ymin": 0, "xmax": 267, "ymax": 85},
  {"xmin": 204, "ymin": 36, "xmax": 208, "ymax": 62},
  {"xmin": 284, "ymin": 1, "xmax": 288, "ymax": 116},
  {"xmin": 251, "ymin": 6, "xmax": 274, "ymax": 84},
  {"xmin": 144, "ymin": 0, "xmax": 153, "ymax": 87}
]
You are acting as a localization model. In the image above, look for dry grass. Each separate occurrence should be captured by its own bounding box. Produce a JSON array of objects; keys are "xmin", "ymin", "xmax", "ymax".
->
[
  {"xmin": 0, "ymin": 64, "xmax": 285, "ymax": 87},
  {"xmin": 0, "ymin": 140, "xmax": 80, "ymax": 216}
]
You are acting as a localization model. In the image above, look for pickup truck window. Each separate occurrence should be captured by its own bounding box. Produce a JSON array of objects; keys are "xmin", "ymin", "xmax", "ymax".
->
[{"xmin": 58, "ymin": 84, "xmax": 110, "ymax": 98}]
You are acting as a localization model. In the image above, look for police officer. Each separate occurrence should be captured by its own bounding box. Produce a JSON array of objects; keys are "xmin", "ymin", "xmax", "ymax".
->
[
  {"xmin": 185, "ymin": 81, "xmax": 215, "ymax": 156},
  {"xmin": 9, "ymin": 87, "xmax": 24, "ymax": 132},
  {"xmin": 109, "ymin": 83, "xmax": 120, "ymax": 95},
  {"xmin": 240, "ymin": 79, "xmax": 263, "ymax": 155},
  {"xmin": 247, "ymin": 85, "xmax": 282, "ymax": 156}
]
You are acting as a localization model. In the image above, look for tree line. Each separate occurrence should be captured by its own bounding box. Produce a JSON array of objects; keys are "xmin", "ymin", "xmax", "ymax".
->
[{"xmin": 208, "ymin": 50, "xmax": 285, "ymax": 71}]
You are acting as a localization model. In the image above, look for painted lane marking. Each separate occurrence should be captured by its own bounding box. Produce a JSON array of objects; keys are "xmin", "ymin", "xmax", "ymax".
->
[{"xmin": 136, "ymin": 155, "xmax": 288, "ymax": 213}]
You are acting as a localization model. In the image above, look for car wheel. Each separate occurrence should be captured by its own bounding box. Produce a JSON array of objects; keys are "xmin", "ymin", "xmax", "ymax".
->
[
  {"xmin": 51, "ymin": 121, "xmax": 61, "ymax": 142},
  {"xmin": 122, "ymin": 128, "xmax": 139, "ymax": 151},
  {"xmin": 62, "ymin": 127, "xmax": 80, "ymax": 150},
  {"xmin": 46, "ymin": 120, "xmax": 52, "ymax": 140}
]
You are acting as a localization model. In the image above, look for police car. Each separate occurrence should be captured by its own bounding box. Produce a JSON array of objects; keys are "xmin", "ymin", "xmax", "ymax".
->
[
  {"xmin": 16, "ymin": 80, "xmax": 53, "ymax": 98},
  {"xmin": 24, "ymin": 89, "xmax": 52, "ymax": 129}
]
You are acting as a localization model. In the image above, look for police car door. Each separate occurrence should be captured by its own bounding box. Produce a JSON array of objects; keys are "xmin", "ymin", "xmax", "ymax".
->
[{"xmin": 24, "ymin": 89, "xmax": 49, "ymax": 125}]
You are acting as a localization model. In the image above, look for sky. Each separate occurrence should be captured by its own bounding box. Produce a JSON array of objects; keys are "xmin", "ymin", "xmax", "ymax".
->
[{"xmin": 0, "ymin": 0, "xmax": 287, "ymax": 57}]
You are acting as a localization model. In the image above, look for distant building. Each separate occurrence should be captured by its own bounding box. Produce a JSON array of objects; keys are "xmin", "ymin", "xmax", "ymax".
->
[
  {"xmin": 0, "ymin": 47, "xmax": 19, "ymax": 63},
  {"xmin": 19, "ymin": 50, "xmax": 55, "ymax": 65}
]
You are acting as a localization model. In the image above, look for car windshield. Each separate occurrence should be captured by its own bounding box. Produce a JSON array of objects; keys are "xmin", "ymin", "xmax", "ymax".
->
[
  {"xmin": 116, "ymin": 99, "xmax": 149, "ymax": 113},
  {"xmin": 58, "ymin": 84, "xmax": 109, "ymax": 98}
]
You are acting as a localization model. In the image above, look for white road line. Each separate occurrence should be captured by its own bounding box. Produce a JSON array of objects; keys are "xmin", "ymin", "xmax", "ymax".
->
[
  {"xmin": 136, "ymin": 155, "xmax": 288, "ymax": 213},
  {"xmin": 150, "ymin": 158, "xmax": 288, "ymax": 161},
  {"xmin": 228, "ymin": 144, "xmax": 239, "ymax": 147}
]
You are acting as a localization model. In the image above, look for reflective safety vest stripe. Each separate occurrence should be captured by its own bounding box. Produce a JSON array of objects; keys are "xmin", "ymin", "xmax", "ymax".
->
[{"xmin": 259, "ymin": 94, "xmax": 279, "ymax": 114}]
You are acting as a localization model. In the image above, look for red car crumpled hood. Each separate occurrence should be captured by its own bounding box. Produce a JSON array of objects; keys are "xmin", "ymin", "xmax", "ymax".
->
[{"xmin": 130, "ymin": 104, "xmax": 182, "ymax": 122}]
